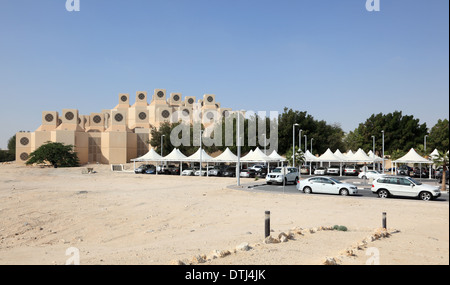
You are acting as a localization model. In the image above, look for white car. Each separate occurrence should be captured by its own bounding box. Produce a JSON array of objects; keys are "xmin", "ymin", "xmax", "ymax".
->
[
  {"xmin": 194, "ymin": 169, "xmax": 208, "ymax": 176},
  {"xmin": 314, "ymin": 167, "xmax": 327, "ymax": 175},
  {"xmin": 358, "ymin": 170, "xmax": 384, "ymax": 180},
  {"xmin": 371, "ymin": 176, "xmax": 441, "ymax": 201},
  {"xmin": 297, "ymin": 176, "xmax": 358, "ymax": 196},
  {"xmin": 266, "ymin": 167, "xmax": 299, "ymax": 185},
  {"xmin": 181, "ymin": 168, "xmax": 198, "ymax": 176},
  {"xmin": 249, "ymin": 165, "xmax": 264, "ymax": 172},
  {"xmin": 327, "ymin": 166, "xmax": 340, "ymax": 175}
]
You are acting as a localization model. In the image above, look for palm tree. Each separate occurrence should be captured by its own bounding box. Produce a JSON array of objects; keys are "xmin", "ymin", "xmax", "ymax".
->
[{"xmin": 432, "ymin": 150, "xmax": 449, "ymax": 192}]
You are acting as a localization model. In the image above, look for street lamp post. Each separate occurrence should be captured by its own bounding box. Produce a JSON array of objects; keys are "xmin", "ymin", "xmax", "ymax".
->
[
  {"xmin": 299, "ymin": 129, "xmax": 302, "ymax": 155},
  {"xmin": 424, "ymin": 135, "xmax": 428, "ymax": 153},
  {"xmin": 311, "ymin": 138, "xmax": 314, "ymax": 153},
  {"xmin": 372, "ymin": 135, "xmax": 375, "ymax": 170},
  {"xmin": 160, "ymin": 134, "xmax": 165, "ymax": 175},
  {"xmin": 381, "ymin": 130, "xmax": 385, "ymax": 174},
  {"xmin": 293, "ymin": 124, "xmax": 299, "ymax": 168},
  {"xmin": 200, "ymin": 130, "xmax": 203, "ymax": 177},
  {"xmin": 304, "ymin": 135, "xmax": 307, "ymax": 154},
  {"xmin": 237, "ymin": 111, "xmax": 241, "ymax": 186}
]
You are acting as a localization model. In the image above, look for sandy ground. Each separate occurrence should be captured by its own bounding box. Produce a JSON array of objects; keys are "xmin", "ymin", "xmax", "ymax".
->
[{"xmin": 0, "ymin": 163, "xmax": 448, "ymax": 265}]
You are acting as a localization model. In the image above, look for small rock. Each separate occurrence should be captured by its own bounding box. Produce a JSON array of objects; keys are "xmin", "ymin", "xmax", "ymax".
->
[
  {"xmin": 323, "ymin": 257, "xmax": 338, "ymax": 265},
  {"xmin": 171, "ymin": 259, "xmax": 185, "ymax": 265},
  {"xmin": 236, "ymin": 242, "xmax": 251, "ymax": 251},
  {"xmin": 191, "ymin": 255, "xmax": 206, "ymax": 264},
  {"xmin": 264, "ymin": 236, "xmax": 280, "ymax": 244},
  {"xmin": 278, "ymin": 232, "xmax": 289, "ymax": 243}
]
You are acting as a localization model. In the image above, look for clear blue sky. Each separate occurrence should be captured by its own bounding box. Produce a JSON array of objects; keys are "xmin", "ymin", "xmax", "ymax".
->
[{"xmin": 0, "ymin": 0, "xmax": 448, "ymax": 149}]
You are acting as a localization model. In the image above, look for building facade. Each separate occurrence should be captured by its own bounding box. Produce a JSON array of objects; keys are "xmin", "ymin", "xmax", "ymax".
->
[{"xmin": 16, "ymin": 89, "xmax": 232, "ymax": 165}]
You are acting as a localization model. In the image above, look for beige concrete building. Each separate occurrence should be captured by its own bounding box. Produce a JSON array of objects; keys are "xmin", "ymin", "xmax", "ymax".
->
[{"xmin": 16, "ymin": 90, "xmax": 232, "ymax": 165}]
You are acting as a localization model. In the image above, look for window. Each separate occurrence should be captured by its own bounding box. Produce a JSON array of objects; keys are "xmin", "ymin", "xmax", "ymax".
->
[{"xmin": 399, "ymin": 178, "xmax": 411, "ymax": 186}]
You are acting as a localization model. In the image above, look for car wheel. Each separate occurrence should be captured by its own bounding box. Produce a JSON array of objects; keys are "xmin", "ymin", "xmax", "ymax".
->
[
  {"xmin": 419, "ymin": 191, "xmax": 432, "ymax": 201},
  {"xmin": 267, "ymin": 182, "xmax": 272, "ymax": 185},
  {"xmin": 294, "ymin": 177, "xmax": 299, "ymax": 185},
  {"xmin": 304, "ymin": 186, "xmax": 312, "ymax": 194},
  {"xmin": 340, "ymin": 189, "xmax": 349, "ymax": 196},
  {"xmin": 378, "ymin": 189, "xmax": 389, "ymax": 199},
  {"xmin": 361, "ymin": 175, "xmax": 367, "ymax": 179}
]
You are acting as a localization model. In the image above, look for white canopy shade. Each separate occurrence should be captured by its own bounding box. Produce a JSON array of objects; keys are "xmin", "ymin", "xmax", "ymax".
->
[
  {"xmin": 162, "ymin": 148, "xmax": 187, "ymax": 161},
  {"xmin": 367, "ymin": 150, "xmax": 383, "ymax": 162},
  {"xmin": 346, "ymin": 148, "xmax": 374, "ymax": 163},
  {"xmin": 304, "ymin": 150, "xmax": 319, "ymax": 162},
  {"xmin": 393, "ymin": 148, "xmax": 432, "ymax": 164},
  {"xmin": 241, "ymin": 147, "xmax": 277, "ymax": 162},
  {"xmin": 429, "ymin": 149, "xmax": 440, "ymax": 160},
  {"xmin": 131, "ymin": 148, "xmax": 163, "ymax": 162},
  {"xmin": 211, "ymin": 148, "xmax": 238, "ymax": 162},
  {"xmin": 268, "ymin": 150, "xmax": 286, "ymax": 161},
  {"xmin": 185, "ymin": 148, "xmax": 214, "ymax": 162},
  {"xmin": 318, "ymin": 148, "xmax": 343, "ymax": 162},
  {"xmin": 344, "ymin": 150, "xmax": 354, "ymax": 158},
  {"xmin": 333, "ymin": 149, "xmax": 347, "ymax": 161}
]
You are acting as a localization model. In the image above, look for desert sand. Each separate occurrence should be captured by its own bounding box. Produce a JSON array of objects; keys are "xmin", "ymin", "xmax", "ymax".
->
[{"xmin": 0, "ymin": 163, "xmax": 448, "ymax": 265}]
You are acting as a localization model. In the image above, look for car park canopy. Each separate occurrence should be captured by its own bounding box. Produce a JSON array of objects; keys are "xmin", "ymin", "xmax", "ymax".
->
[
  {"xmin": 162, "ymin": 148, "xmax": 187, "ymax": 161},
  {"xmin": 318, "ymin": 148, "xmax": 343, "ymax": 162},
  {"xmin": 131, "ymin": 148, "xmax": 163, "ymax": 162},
  {"xmin": 393, "ymin": 148, "xmax": 432, "ymax": 164},
  {"xmin": 185, "ymin": 148, "xmax": 214, "ymax": 162},
  {"xmin": 345, "ymin": 148, "xmax": 375, "ymax": 163}
]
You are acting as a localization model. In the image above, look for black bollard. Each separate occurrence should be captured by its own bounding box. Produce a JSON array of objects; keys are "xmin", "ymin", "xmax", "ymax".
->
[
  {"xmin": 265, "ymin": 211, "xmax": 270, "ymax": 238},
  {"xmin": 382, "ymin": 212, "xmax": 387, "ymax": 229}
]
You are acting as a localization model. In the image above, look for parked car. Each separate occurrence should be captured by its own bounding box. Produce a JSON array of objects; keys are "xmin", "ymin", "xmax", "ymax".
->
[
  {"xmin": 413, "ymin": 167, "xmax": 428, "ymax": 178},
  {"xmin": 257, "ymin": 167, "xmax": 269, "ymax": 177},
  {"xmin": 297, "ymin": 176, "xmax": 358, "ymax": 196},
  {"xmin": 326, "ymin": 165, "xmax": 340, "ymax": 176},
  {"xmin": 208, "ymin": 165, "xmax": 227, "ymax": 176},
  {"xmin": 156, "ymin": 164, "xmax": 171, "ymax": 174},
  {"xmin": 371, "ymin": 175, "xmax": 441, "ymax": 201},
  {"xmin": 222, "ymin": 167, "xmax": 236, "ymax": 177},
  {"xmin": 266, "ymin": 167, "xmax": 299, "ymax": 185},
  {"xmin": 249, "ymin": 165, "xmax": 265, "ymax": 172},
  {"xmin": 194, "ymin": 169, "xmax": 208, "ymax": 176},
  {"xmin": 135, "ymin": 164, "xmax": 154, "ymax": 174},
  {"xmin": 344, "ymin": 165, "xmax": 359, "ymax": 176},
  {"xmin": 182, "ymin": 167, "xmax": 198, "ymax": 176},
  {"xmin": 437, "ymin": 170, "xmax": 449, "ymax": 184},
  {"xmin": 314, "ymin": 167, "xmax": 327, "ymax": 175},
  {"xmin": 240, "ymin": 169, "xmax": 256, "ymax": 178},
  {"xmin": 144, "ymin": 165, "xmax": 157, "ymax": 174},
  {"xmin": 300, "ymin": 166, "xmax": 310, "ymax": 175},
  {"xmin": 358, "ymin": 170, "xmax": 384, "ymax": 180},
  {"xmin": 397, "ymin": 165, "xmax": 413, "ymax": 176}
]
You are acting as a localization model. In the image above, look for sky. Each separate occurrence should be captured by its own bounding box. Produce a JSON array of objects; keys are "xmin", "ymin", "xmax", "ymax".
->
[{"xmin": 0, "ymin": 0, "xmax": 448, "ymax": 149}]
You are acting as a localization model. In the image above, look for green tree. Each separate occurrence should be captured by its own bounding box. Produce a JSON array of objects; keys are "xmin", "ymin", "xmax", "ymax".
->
[
  {"xmin": 277, "ymin": 108, "xmax": 345, "ymax": 155},
  {"xmin": 26, "ymin": 142, "xmax": 80, "ymax": 168},
  {"xmin": 427, "ymin": 119, "xmax": 449, "ymax": 153},
  {"xmin": 7, "ymin": 135, "xmax": 16, "ymax": 158},
  {"xmin": 344, "ymin": 111, "xmax": 428, "ymax": 156},
  {"xmin": 285, "ymin": 146, "xmax": 305, "ymax": 167}
]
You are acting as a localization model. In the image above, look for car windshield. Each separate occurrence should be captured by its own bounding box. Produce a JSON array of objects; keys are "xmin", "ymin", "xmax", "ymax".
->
[
  {"xmin": 272, "ymin": 168, "xmax": 282, "ymax": 173},
  {"xmin": 408, "ymin": 177, "xmax": 422, "ymax": 185},
  {"xmin": 328, "ymin": 177, "xmax": 343, "ymax": 184}
]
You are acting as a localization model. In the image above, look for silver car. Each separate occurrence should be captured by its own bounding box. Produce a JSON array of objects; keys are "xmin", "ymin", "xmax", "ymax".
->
[{"xmin": 297, "ymin": 176, "xmax": 358, "ymax": 196}]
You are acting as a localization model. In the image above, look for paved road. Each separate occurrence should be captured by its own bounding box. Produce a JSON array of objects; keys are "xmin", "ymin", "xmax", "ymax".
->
[{"xmin": 246, "ymin": 176, "xmax": 449, "ymax": 202}]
